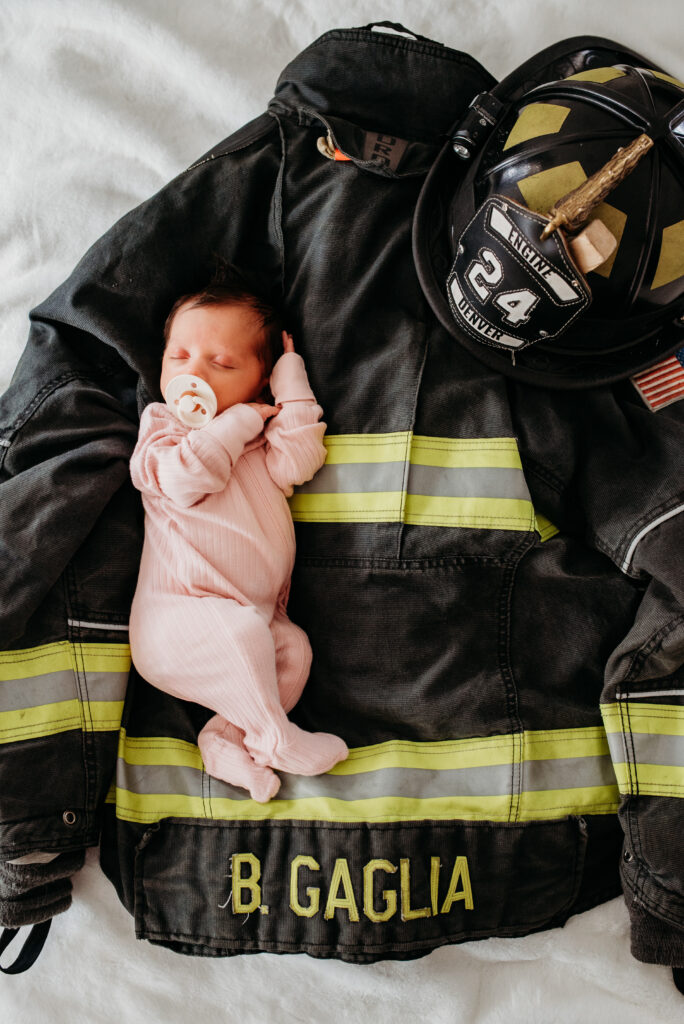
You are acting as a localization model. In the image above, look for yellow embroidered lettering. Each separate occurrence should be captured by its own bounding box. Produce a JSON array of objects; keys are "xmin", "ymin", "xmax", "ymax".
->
[
  {"xmin": 441, "ymin": 856, "xmax": 474, "ymax": 913},
  {"xmin": 430, "ymin": 857, "xmax": 441, "ymax": 917},
  {"xmin": 400, "ymin": 858, "xmax": 430, "ymax": 920},
  {"xmin": 289, "ymin": 855, "xmax": 320, "ymax": 918},
  {"xmin": 231, "ymin": 853, "xmax": 261, "ymax": 914},
  {"xmin": 363, "ymin": 859, "xmax": 397, "ymax": 922},
  {"xmin": 324, "ymin": 858, "xmax": 359, "ymax": 922}
]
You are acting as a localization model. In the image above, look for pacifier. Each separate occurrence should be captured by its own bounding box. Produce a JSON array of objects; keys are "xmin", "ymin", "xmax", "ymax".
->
[{"xmin": 163, "ymin": 374, "xmax": 218, "ymax": 427}]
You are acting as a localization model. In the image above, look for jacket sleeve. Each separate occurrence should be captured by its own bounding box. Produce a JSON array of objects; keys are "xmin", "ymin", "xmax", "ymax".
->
[
  {"xmin": 514, "ymin": 378, "xmax": 684, "ymax": 970},
  {"xmin": 130, "ymin": 401, "xmax": 264, "ymax": 507},
  {"xmin": 264, "ymin": 352, "xmax": 327, "ymax": 496},
  {"xmin": 0, "ymin": 111, "xmax": 282, "ymax": 938}
]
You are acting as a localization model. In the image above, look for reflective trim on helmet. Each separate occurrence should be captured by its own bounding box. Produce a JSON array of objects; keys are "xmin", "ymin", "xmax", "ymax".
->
[
  {"xmin": 651, "ymin": 219, "xmax": 684, "ymax": 290},
  {"xmin": 503, "ymin": 102, "xmax": 571, "ymax": 151}
]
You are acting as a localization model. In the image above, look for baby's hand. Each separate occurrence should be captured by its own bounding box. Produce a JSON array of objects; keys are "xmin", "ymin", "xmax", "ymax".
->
[
  {"xmin": 282, "ymin": 331, "xmax": 295, "ymax": 354},
  {"xmin": 246, "ymin": 402, "xmax": 278, "ymax": 421}
]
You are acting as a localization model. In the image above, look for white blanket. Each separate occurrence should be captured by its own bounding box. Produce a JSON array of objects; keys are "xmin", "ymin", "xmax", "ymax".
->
[{"xmin": 1, "ymin": 0, "xmax": 682, "ymax": 1019}]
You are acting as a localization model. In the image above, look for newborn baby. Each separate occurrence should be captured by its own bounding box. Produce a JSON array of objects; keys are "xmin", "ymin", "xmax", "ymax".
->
[{"xmin": 128, "ymin": 262, "xmax": 348, "ymax": 802}]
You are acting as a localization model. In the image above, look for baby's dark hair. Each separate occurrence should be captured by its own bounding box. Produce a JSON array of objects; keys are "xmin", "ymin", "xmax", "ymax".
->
[{"xmin": 163, "ymin": 256, "xmax": 285, "ymax": 377}]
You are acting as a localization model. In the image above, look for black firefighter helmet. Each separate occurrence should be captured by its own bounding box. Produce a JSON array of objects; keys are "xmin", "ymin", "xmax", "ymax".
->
[{"xmin": 413, "ymin": 36, "xmax": 684, "ymax": 388}]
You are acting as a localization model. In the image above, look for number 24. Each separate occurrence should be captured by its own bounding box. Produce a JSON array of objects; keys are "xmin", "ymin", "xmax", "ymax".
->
[{"xmin": 466, "ymin": 248, "xmax": 539, "ymax": 326}]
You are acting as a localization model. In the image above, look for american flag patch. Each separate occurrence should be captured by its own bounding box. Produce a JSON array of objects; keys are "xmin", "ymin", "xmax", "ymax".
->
[{"xmin": 631, "ymin": 346, "xmax": 684, "ymax": 411}]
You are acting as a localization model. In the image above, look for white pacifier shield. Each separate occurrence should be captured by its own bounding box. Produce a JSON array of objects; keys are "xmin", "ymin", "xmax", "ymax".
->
[{"xmin": 164, "ymin": 374, "xmax": 218, "ymax": 427}]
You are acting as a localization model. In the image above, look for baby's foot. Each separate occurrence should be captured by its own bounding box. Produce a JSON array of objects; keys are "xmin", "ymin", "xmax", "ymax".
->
[
  {"xmin": 198, "ymin": 721, "xmax": 281, "ymax": 803},
  {"xmin": 247, "ymin": 724, "xmax": 348, "ymax": 777}
]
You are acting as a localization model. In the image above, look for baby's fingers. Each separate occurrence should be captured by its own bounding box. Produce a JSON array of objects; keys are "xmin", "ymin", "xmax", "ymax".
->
[{"xmin": 282, "ymin": 331, "xmax": 295, "ymax": 353}]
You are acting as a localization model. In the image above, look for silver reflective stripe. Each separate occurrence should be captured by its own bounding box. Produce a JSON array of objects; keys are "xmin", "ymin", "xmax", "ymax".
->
[
  {"xmin": 67, "ymin": 620, "xmax": 130, "ymax": 631},
  {"xmin": 524, "ymin": 754, "xmax": 616, "ymax": 791},
  {"xmin": 0, "ymin": 671, "xmax": 126, "ymax": 712},
  {"xmin": 297, "ymin": 462, "xmax": 531, "ymax": 500},
  {"xmin": 117, "ymin": 752, "xmax": 617, "ymax": 803},
  {"xmin": 617, "ymin": 689, "xmax": 684, "ymax": 699},
  {"xmin": 606, "ymin": 731, "xmax": 684, "ymax": 768},
  {"xmin": 621, "ymin": 503, "xmax": 684, "ymax": 572}
]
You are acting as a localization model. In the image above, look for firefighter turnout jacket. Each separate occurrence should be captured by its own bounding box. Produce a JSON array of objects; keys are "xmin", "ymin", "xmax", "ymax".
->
[{"xmin": 1, "ymin": 24, "xmax": 684, "ymax": 973}]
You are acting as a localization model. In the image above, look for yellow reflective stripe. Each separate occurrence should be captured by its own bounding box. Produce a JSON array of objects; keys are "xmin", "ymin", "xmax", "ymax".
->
[
  {"xmin": 613, "ymin": 762, "xmax": 684, "ymax": 797},
  {"xmin": 290, "ymin": 491, "xmax": 403, "ymax": 522},
  {"xmin": 322, "ymin": 433, "xmax": 411, "ymax": 464},
  {"xmin": 0, "ymin": 641, "xmax": 131, "ymax": 681},
  {"xmin": 0, "ymin": 641, "xmax": 130, "ymax": 742},
  {"xmin": 291, "ymin": 432, "xmax": 537, "ymax": 530},
  {"xmin": 331, "ymin": 727, "xmax": 610, "ymax": 775},
  {"xmin": 116, "ymin": 727, "xmax": 612, "ymax": 773},
  {"xmin": 409, "ymin": 436, "xmax": 522, "ymax": 469},
  {"xmin": 110, "ymin": 789, "xmax": 618, "ymax": 825},
  {"xmin": 117, "ymin": 728, "xmax": 611, "ymax": 777},
  {"xmin": 118, "ymin": 730, "xmax": 204, "ymax": 770},
  {"xmin": 602, "ymin": 702, "xmax": 684, "ymax": 797},
  {"xmin": 534, "ymin": 513, "xmax": 559, "ymax": 542},
  {"xmin": 602, "ymin": 702, "xmax": 684, "ymax": 737},
  {"xmin": 518, "ymin": 785, "xmax": 618, "ymax": 817},
  {"xmin": 291, "ymin": 493, "xmax": 535, "ymax": 529},
  {"xmin": 111, "ymin": 726, "xmax": 619, "ymax": 825},
  {"xmin": 404, "ymin": 495, "xmax": 534, "ymax": 530},
  {"xmin": 332, "ymin": 736, "xmax": 516, "ymax": 774},
  {"xmin": 523, "ymin": 727, "xmax": 610, "ymax": 760},
  {"xmin": 322, "ymin": 433, "xmax": 523, "ymax": 469},
  {"xmin": 0, "ymin": 699, "xmax": 124, "ymax": 742}
]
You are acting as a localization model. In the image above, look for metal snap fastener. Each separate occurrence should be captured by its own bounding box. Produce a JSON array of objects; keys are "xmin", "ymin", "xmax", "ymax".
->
[
  {"xmin": 63, "ymin": 810, "xmax": 77, "ymax": 826},
  {"xmin": 623, "ymin": 849, "xmax": 633, "ymax": 862}
]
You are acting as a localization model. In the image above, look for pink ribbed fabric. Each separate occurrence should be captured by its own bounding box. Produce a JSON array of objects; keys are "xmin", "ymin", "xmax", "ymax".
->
[{"xmin": 128, "ymin": 352, "xmax": 348, "ymax": 802}]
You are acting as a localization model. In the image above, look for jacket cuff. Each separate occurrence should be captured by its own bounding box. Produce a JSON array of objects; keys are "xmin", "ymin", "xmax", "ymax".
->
[
  {"xmin": 0, "ymin": 850, "xmax": 85, "ymax": 927},
  {"xmin": 201, "ymin": 403, "xmax": 264, "ymax": 460},
  {"xmin": 628, "ymin": 898, "xmax": 684, "ymax": 968},
  {"xmin": 269, "ymin": 352, "xmax": 316, "ymax": 404}
]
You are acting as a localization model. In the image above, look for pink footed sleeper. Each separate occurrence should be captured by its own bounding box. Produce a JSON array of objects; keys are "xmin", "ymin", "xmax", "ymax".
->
[{"xmin": 128, "ymin": 351, "xmax": 348, "ymax": 802}]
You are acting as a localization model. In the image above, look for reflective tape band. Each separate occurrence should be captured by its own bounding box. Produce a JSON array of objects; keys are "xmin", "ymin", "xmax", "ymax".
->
[
  {"xmin": 289, "ymin": 432, "xmax": 537, "ymax": 531},
  {"xmin": 320, "ymin": 434, "xmax": 523, "ymax": 467},
  {"xmin": 0, "ymin": 671, "xmax": 126, "ymax": 712},
  {"xmin": 533, "ymin": 513, "xmax": 559, "ymax": 542},
  {"xmin": 0, "ymin": 641, "xmax": 130, "ymax": 743},
  {"xmin": 109, "ymin": 726, "xmax": 619, "ymax": 825},
  {"xmin": 620, "ymin": 503, "xmax": 684, "ymax": 573},
  {"xmin": 290, "ymin": 492, "xmax": 535, "ymax": 529},
  {"xmin": 0, "ymin": 641, "xmax": 131, "ymax": 681},
  {"xmin": 0, "ymin": 700, "xmax": 125, "ymax": 743},
  {"xmin": 602, "ymin": 701, "xmax": 684, "ymax": 797},
  {"xmin": 602, "ymin": 702, "xmax": 684, "ymax": 737},
  {"xmin": 109, "ymin": 788, "xmax": 619, "ymax": 825}
]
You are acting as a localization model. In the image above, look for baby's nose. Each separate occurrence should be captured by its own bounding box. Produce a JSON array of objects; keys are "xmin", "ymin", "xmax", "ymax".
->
[{"xmin": 183, "ymin": 357, "xmax": 207, "ymax": 378}]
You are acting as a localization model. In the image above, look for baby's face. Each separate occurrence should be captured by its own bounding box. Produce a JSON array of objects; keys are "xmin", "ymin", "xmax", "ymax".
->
[{"xmin": 160, "ymin": 300, "xmax": 270, "ymax": 415}]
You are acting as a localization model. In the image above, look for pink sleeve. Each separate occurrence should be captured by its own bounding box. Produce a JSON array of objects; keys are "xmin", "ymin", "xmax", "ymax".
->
[
  {"xmin": 264, "ymin": 352, "xmax": 327, "ymax": 497},
  {"xmin": 130, "ymin": 401, "xmax": 264, "ymax": 507}
]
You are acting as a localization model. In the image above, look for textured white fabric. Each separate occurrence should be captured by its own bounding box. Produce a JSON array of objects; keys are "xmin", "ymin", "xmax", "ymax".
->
[{"xmin": 1, "ymin": 0, "xmax": 683, "ymax": 1018}]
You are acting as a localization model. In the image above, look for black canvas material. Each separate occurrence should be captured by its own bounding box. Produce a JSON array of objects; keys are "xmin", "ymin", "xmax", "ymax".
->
[{"xmin": 0, "ymin": 25, "xmax": 683, "ymax": 972}]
